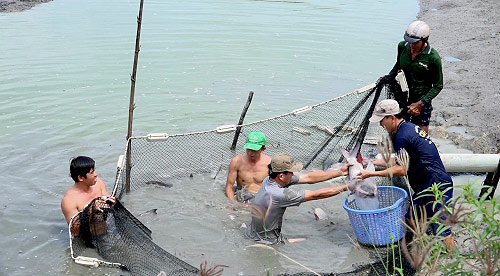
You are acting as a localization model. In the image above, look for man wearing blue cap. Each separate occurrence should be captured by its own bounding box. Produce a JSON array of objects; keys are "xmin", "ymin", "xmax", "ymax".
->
[{"xmin": 225, "ymin": 132, "xmax": 272, "ymax": 202}]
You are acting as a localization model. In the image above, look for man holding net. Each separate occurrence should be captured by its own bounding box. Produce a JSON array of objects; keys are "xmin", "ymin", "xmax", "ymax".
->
[
  {"xmin": 61, "ymin": 156, "xmax": 116, "ymax": 236},
  {"xmin": 225, "ymin": 132, "xmax": 272, "ymax": 203},
  {"xmin": 380, "ymin": 20, "xmax": 443, "ymax": 134},
  {"xmin": 245, "ymin": 153, "xmax": 350, "ymax": 244}
]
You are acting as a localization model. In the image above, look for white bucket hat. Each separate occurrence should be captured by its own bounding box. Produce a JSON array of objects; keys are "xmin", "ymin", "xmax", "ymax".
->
[{"xmin": 369, "ymin": 99, "xmax": 402, "ymax": 122}]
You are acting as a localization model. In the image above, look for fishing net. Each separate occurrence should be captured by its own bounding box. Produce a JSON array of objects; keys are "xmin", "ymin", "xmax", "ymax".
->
[
  {"xmin": 113, "ymin": 81, "xmax": 402, "ymax": 199},
  {"xmin": 69, "ymin": 197, "xmax": 199, "ymax": 275},
  {"xmin": 69, "ymin": 80, "xmax": 405, "ymax": 275}
]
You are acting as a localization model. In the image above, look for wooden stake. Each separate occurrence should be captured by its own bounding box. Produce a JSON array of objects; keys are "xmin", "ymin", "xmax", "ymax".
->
[
  {"xmin": 231, "ymin": 91, "xmax": 254, "ymax": 150},
  {"xmin": 480, "ymin": 157, "xmax": 500, "ymax": 200}
]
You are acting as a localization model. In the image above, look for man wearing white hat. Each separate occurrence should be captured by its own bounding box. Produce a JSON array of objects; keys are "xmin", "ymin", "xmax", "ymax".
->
[
  {"xmin": 245, "ymin": 153, "xmax": 350, "ymax": 244},
  {"xmin": 358, "ymin": 99, "xmax": 455, "ymax": 249}
]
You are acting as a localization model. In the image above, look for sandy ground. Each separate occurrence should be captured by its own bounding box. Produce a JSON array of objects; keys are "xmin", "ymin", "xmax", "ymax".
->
[
  {"xmin": 0, "ymin": 0, "xmax": 51, "ymax": 12},
  {"xmin": 419, "ymin": 0, "xmax": 500, "ymax": 154}
]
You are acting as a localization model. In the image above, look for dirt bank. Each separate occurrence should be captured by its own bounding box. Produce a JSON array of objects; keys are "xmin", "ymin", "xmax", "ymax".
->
[
  {"xmin": 0, "ymin": 0, "xmax": 51, "ymax": 13},
  {"xmin": 419, "ymin": 0, "xmax": 500, "ymax": 154}
]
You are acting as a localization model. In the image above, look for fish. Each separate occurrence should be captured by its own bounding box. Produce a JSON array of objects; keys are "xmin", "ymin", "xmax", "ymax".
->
[
  {"xmin": 341, "ymin": 144, "xmax": 379, "ymax": 211},
  {"xmin": 138, "ymin": 208, "xmax": 158, "ymax": 216},
  {"xmin": 313, "ymin": 207, "xmax": 328, "ymax": 221},
  {"xmin": 146, "ymin": 180, "xmax": 173, "ymax": 188}
]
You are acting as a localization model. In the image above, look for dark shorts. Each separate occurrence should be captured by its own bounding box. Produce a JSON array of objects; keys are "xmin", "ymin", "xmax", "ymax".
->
[
  {"xmin": 406, "ymin": 185, "xmax": 453, "ymax": 237},
  {"xmin": 404, "ymin": 103, "xmax": 433, "ymax": 126}
]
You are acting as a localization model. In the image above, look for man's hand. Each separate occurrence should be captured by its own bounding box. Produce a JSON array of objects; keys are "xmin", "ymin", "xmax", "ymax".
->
[
  {"xmin": 408, "ymin": 101, "xmax": 424, "ymax": 116},
  {"xmin": 340, "ymin": 163, "xmax": 352, "ymax": 176},
  {"xmin": 96, "ymin": 196, "xmax": 116, "ymax": 212},
  {"xmin": 356, "ymin": 170, "xmax": 372, "ymax": 180},
  {"xmin": 377, "ymin": 74, "xmax": 394, "ymax": 84}
]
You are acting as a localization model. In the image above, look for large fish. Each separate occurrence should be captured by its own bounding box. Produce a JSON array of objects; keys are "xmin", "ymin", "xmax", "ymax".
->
[
  {"xmin": 146, "ymin": 180, "xmax": 173, "ymax": 188},
  {"xmin": 341, "ymin": 144, "xmax": 379, "ymax": 211}
]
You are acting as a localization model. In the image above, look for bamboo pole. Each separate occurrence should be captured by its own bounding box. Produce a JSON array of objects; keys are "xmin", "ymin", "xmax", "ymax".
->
[
  {"xmin": 126, "ymin": 0, "xmax": 144, "ymax": 141},
  {"xmin": 125, "ymin": 0, "xmax": 145, "ymax": 193},
  {"xmin": 231, "ymin": 91, "xmax": 254, "ymax": 150}
]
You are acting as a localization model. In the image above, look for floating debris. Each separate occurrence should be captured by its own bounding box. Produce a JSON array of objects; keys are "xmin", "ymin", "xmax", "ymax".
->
[
  {"xmin": 313, "ymin": 207, "xmax": 328, "ymax": 221},
  {"xmin": 313, "ymin": 125, "xmax": 357, "ymax": 137},
  {"xmin": 292, "ymin": 127, "xmax": 312, "ymax": 135},
  {"xmin": 363, "ymin": 136, "xmax": 380, "ymax": 145}
]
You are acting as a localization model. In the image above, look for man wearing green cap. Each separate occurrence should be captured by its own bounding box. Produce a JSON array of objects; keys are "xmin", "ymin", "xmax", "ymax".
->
[
  {"xmin": 226, "ymin": 132, "xmax": 271, "ymax": 202},
  {"xmin": 245, "ymin": 153, "xmax": 351, "ymax": 244}
]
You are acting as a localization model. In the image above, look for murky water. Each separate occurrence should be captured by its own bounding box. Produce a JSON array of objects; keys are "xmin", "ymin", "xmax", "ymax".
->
[
  {"xmin": 123, "ymin": 176, "xmax": 359, "ymax": 275},
  {"xmin": 0, "ymin": 0, "xmax": 431, "ymax": 275},
  {"xmin": 446, "ymin": 125, "xmax": 475, "ymax": 139},
  {"xmin": 443, "ymin": 56, "xmax": 462, "ymax": 62}
]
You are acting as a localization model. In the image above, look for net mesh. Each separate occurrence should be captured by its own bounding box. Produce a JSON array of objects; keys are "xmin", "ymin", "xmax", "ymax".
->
[
  {"xmin": 69, "ymin": 80, "xmax": 404, "ymax": 275},
  {"xmin": 113, "ymin": 81, "xmax": 400, "ymax": 199},
  {"xmin": 70, "ymin": 198, "xmax": 199, "ymax": 275}
]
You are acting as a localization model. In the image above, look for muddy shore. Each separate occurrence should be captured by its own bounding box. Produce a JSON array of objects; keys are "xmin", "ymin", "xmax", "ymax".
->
[
  {"xmin": 420, "ymin": 0, "xmax": 500, "ymax": 154},
  {"xmin": 0, "ymin": 0, "xmax": 51, "ymax": 13}
]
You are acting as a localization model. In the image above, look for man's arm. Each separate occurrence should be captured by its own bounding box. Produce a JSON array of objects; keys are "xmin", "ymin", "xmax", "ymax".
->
[
  {"xmin": 61, "ymin": 194, "xmax": 81, "ymax": 236},
  {"xmin": 97, "ymin": 177, "xmax": 116, "ymax": 205},
  {"xmin": 372, "ymin": 157, "xmax": 400, "ymax": 168},
  {"xmin": 61, "ymin": 194, "xmax": 78, "ymax": 225},
  {"xmin": 97, "ymin": 177, "xmax": 110, "ymax": 196},
  {"xmin": 225, "ymin": 157, "xmax": 239, "ymax": 200},
  {"xmin": 388, "ymin": 41, "xmax": 405, "ymax": 76},
  {"xmin": 303, "ymin": 185, "xmax": 348, "ymax": 202},
  {"xmin": 358, "ymin": 164, "xmax": 406, "ymax": 179},
  {"xmin": 420, "ymin": 54, "xmax": 443, "ymax": 104},
  {"xmin": 298, "ymin": 163, "xmax": 350, "ymax": 184}
]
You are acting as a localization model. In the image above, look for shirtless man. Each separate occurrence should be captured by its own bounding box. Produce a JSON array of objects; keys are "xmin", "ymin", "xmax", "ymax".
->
[
  {"xmin": 61, "ymin": 156, "xmax": 115, "ymax": 236},
  {"xmin": 225, "ymin": 132, "xmax": 271, "ymax": 202}
]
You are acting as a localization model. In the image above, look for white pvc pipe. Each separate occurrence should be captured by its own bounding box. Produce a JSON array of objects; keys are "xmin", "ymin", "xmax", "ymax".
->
[{"xmin": 440, "ymin": 154, "xmax": 500, "ymax": 173}]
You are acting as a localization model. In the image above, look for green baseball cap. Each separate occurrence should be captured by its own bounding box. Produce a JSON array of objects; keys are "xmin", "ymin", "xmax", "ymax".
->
[{"xmin": 244, "ymin": 132, "xmax": 266, "ymax": 151}]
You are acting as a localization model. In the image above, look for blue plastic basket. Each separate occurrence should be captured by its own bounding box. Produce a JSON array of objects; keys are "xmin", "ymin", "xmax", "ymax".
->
[{"xmin": 343, "ymin": 186, "xmax": 409, "ymax": 246}]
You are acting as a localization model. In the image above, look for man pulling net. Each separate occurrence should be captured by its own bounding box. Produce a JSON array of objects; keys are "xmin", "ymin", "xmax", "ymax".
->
[{"xmin": 62, "ymin": 156, "xmax": 206, "ymax": 276}]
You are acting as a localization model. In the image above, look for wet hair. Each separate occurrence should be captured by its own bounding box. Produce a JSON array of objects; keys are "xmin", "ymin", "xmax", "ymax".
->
[
  {"xmin": 268, "ymin": 164, "xmax": 289, "ymax": 179},
  {"xmin": 70, "ymin": 156, "xmax": 95, "ymax": 182}
]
